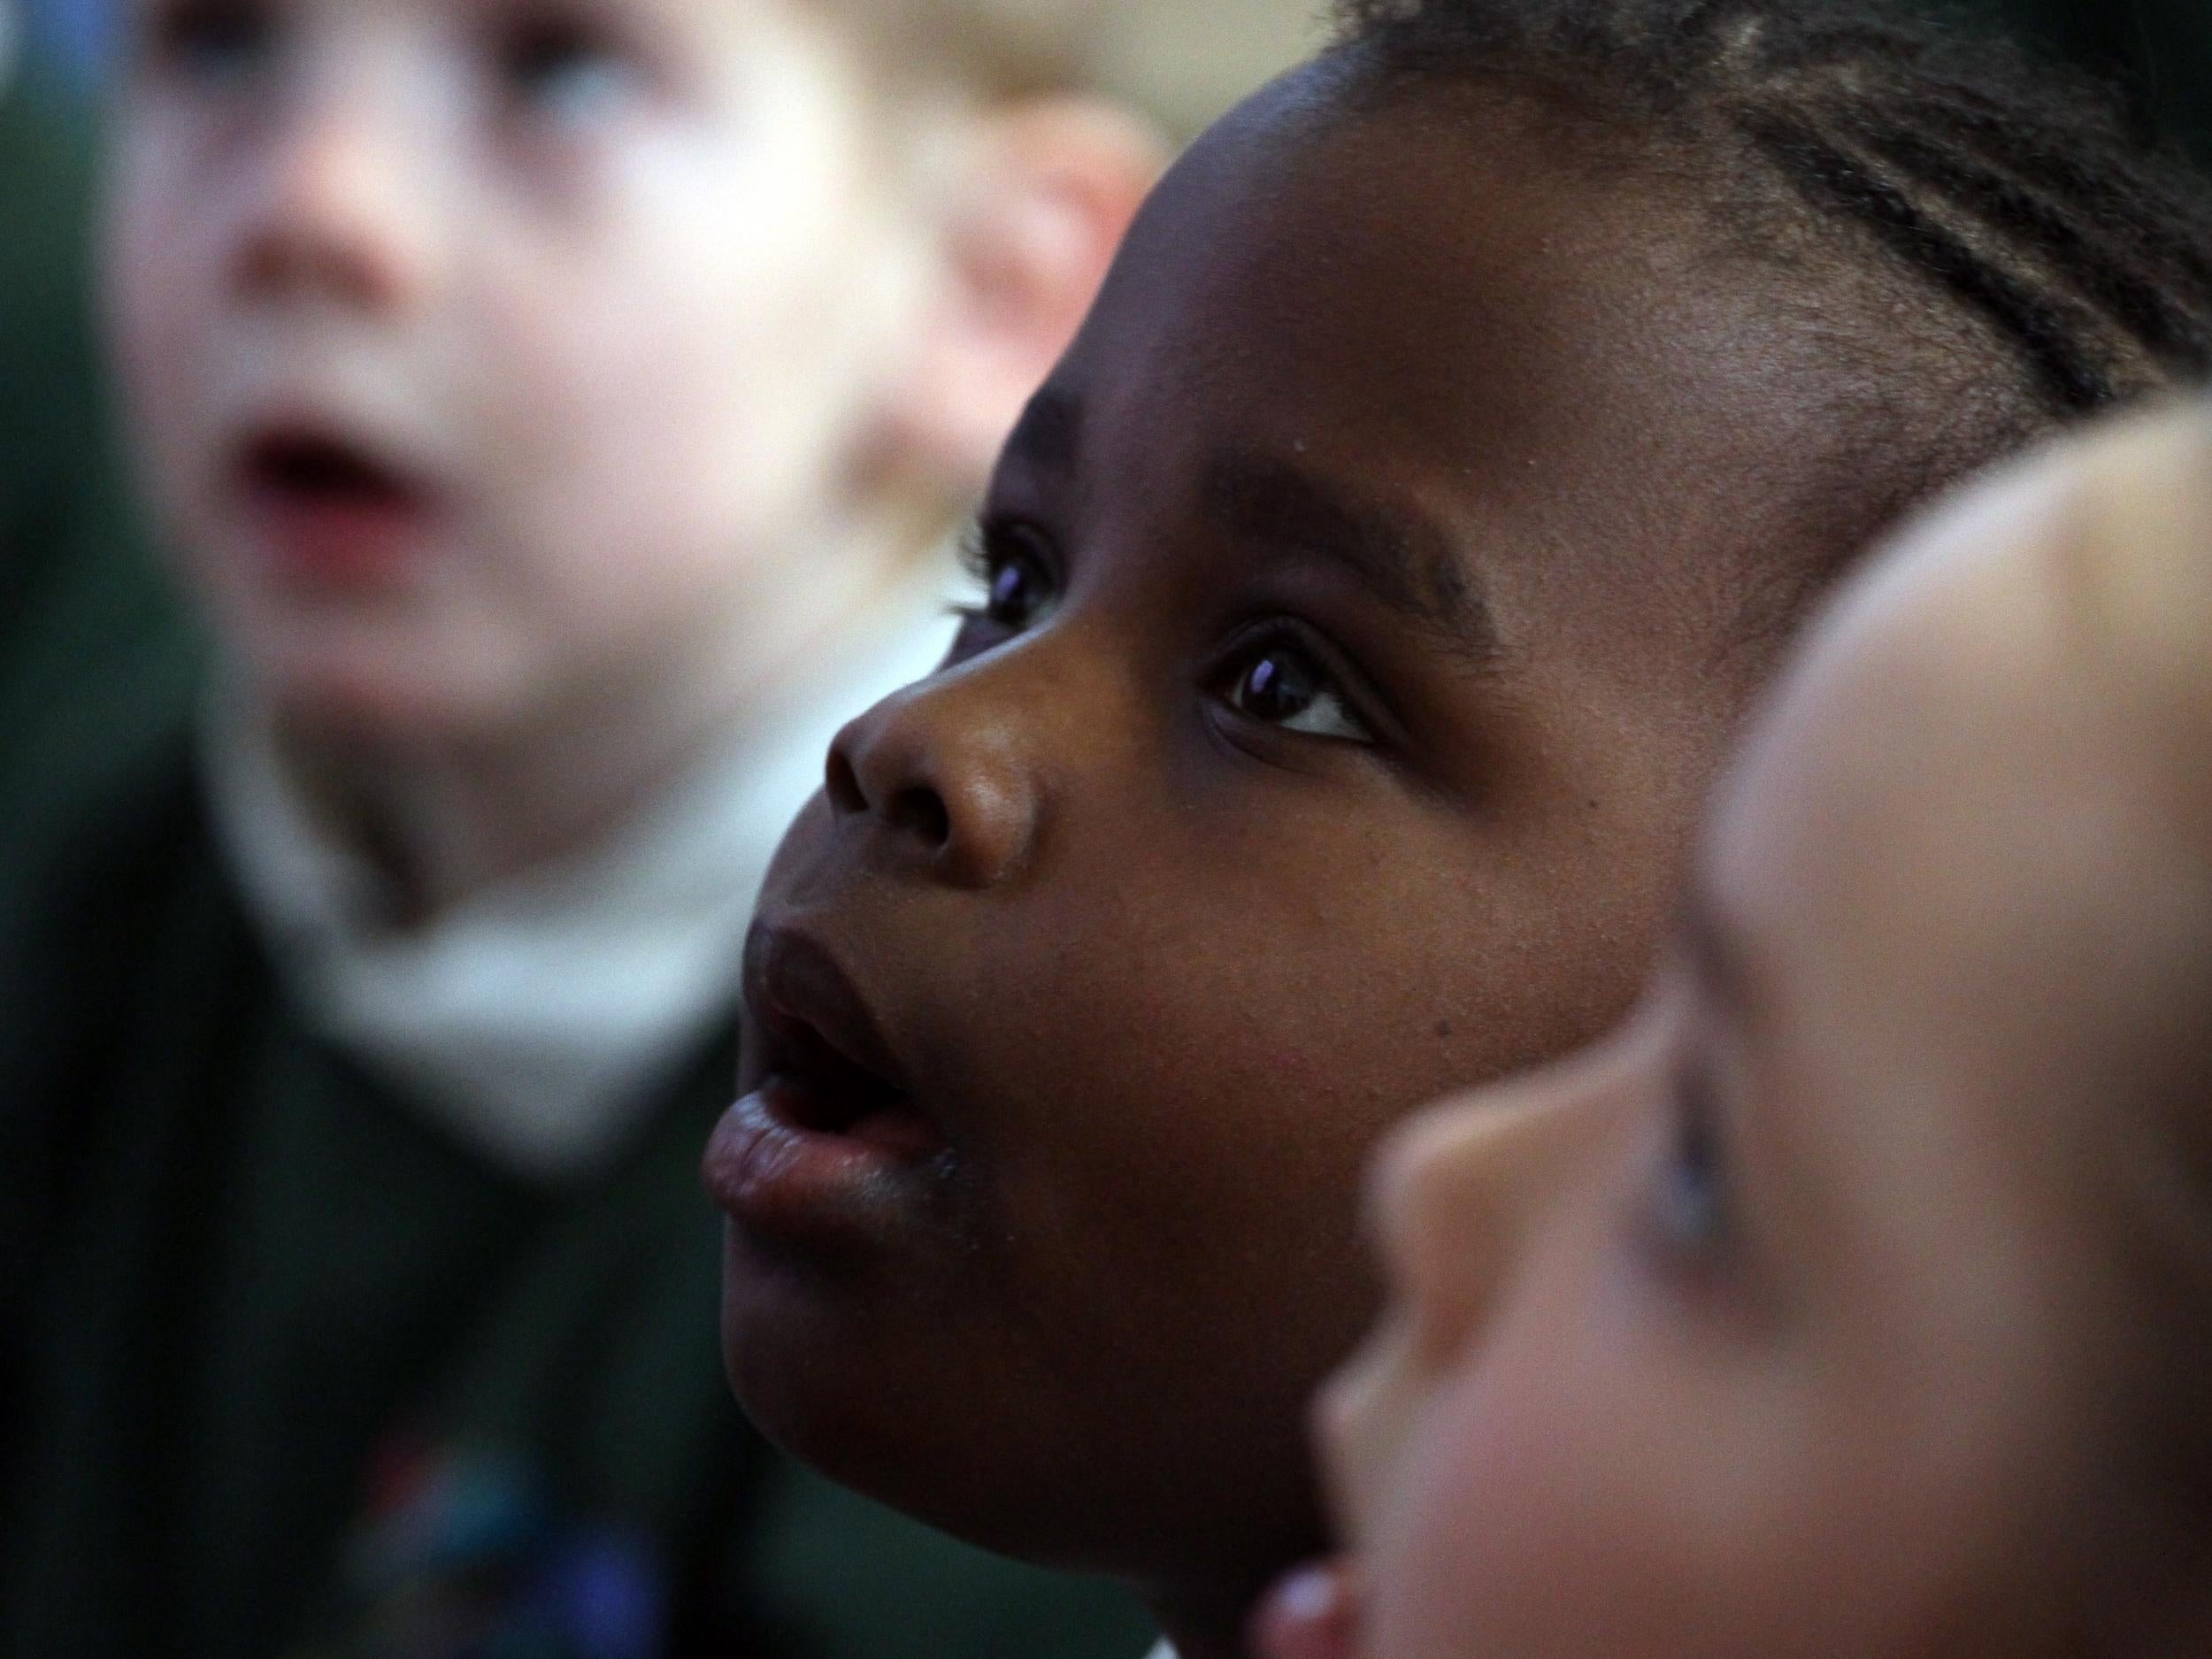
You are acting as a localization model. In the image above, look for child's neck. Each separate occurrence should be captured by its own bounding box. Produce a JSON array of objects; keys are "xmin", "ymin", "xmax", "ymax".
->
[{"xmin": 271, "ymin": 511, "xmax": 926, "ymax": 926}]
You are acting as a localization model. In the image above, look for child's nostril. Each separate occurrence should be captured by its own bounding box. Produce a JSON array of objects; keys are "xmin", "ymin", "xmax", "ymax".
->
[{"xmin": 888, "ymin": 785, "xmax": 951, "ymax": 848}]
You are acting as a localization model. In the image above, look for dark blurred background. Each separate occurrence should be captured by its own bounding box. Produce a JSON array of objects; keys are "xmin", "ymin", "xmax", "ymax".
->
[{"xmin": 1972, "ymin": 0, "xmax": 2212, "ymax": 165}]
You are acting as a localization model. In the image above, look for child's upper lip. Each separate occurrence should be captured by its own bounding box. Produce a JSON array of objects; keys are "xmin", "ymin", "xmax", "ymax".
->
[
  {"xmin": 232, "ymin": 406, "xmax": 441, "ymax": 504},
  {"xmin": 741, "ymin": 922, "xmax": 916, "ymax": 1102}
]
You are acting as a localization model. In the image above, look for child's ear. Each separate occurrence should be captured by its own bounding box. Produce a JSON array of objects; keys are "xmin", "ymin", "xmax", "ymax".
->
[{"xmin": 884, "ymin": 96, "xmax": 1167, "ymax": 497}]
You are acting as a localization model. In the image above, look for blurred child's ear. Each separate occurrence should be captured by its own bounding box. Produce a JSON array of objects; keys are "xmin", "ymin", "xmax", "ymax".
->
[{"xmin": 884, "ymin": 95, "xmax": 1166, "ymax": 496}]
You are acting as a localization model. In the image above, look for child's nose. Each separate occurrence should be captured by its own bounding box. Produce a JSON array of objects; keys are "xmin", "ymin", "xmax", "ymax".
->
[
  {"xmin": 229, "ymin": 90, "xmax": 440, "ymax": 316},
  {"xmin": 824, "ymin": 677, "xmax": 1043, "ymax": 891},
  {"xmin": 1371, "ymin": 1048, "xmax": 1621, "ymax": 1363}
]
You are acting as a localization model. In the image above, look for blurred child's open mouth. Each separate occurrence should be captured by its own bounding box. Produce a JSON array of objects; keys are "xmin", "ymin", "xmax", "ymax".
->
[
  {"xmin": 235, "ymin": 426, "xmax": 436, "ymax": 580},
  {"xmin": 704, "ymin": 926, "xmax": 951, "ymax": 1240}
]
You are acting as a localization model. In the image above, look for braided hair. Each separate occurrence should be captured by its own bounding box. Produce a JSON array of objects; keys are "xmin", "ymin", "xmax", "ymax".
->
[{"xmin": 1325, "ymin": 0, "xmax": 2212, "ymax": 630}]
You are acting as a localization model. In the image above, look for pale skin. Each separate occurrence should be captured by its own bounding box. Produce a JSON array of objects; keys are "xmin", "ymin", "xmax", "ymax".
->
[
  {"xmin": 1280, "ymin": 404, "xmax": 2212, "ymax": 1659},
  {"xmin": 104, "ymin": 0, "xmax": 1153, "ymax": 918}
]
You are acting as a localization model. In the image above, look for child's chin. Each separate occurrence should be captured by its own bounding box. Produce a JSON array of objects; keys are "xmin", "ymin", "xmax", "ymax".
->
[
  {"xmin": 245, "ymin": 635, "xmax": 519, "ymax": 750},
  {"xmin": 717, "ymin": 1234, "xmax": 1063, "ymax": 1559},
  {"xmin": 718, "ymin": 1213, "xmax": 932, "ymax": 1444}
]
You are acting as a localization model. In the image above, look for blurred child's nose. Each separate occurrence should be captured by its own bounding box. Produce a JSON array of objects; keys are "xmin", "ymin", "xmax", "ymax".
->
[
  {"xmin": 1370, "ymin": 1048, "xmax": 1622, "ymax": 1364},
  {"xmin": 824, "ymin": 668, "xmax": 1046, "ymax": 891},
  {"xmin": 229, "ymin": 72, "xmax": 441, "ymax": 316},
  {"xmin": 1314, "ymin": 1071, "xmax": 1606, "ymax": 1548}
]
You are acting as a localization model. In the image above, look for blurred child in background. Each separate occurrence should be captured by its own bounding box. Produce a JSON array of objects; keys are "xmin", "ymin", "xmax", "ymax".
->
[
  {"xmin": 1304, "ymin": 399, "xmax": 2212, "ymax": 1659},
  {"xmin": 0, "ymin": 1, "xmax": 1321, "ymax": 1655}
]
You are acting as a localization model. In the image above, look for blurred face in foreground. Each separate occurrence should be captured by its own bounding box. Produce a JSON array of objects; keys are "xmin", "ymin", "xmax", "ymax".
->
[{"xmin": 1316, "ymin": 408, "xmax": 2212, "ymax": 1659}]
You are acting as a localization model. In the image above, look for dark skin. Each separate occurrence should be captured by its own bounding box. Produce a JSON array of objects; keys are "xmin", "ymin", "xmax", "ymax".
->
[{"xmin": 710, "ymin": 62, "xmax": 1905, "ymax": 1659}]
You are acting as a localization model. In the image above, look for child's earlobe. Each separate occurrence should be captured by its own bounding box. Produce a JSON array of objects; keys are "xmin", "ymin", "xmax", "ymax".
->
[{"xmin": 884, "ymin": 96, "xmax": 1166, "ymax": 495}]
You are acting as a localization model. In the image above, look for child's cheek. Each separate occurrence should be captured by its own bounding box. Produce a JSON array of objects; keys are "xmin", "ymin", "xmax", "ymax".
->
[
  {"xmin": 104, "ymin": 130, "xmax": 221, "ymax": 549},
  {"xmin": 484, "ymin": 171, "xmax": 887, "ymax": 599}
]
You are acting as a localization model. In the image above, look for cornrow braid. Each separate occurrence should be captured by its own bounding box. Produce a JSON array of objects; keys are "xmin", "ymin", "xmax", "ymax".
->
[{"xmin": 1329, "ymin": 0, "xmax": 2212, "ymax": 428}]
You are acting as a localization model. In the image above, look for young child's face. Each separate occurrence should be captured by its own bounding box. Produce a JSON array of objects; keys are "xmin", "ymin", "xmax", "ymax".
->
[
  {"xmin": 708, "ymin": 69, "xmax": 1909, "ymax": 1598},
  {"xmin": 1320, "ymin": 428, "xmax": 2212, "ymax": 1659},
  {"xmin": 108, "ymin": 0, "xmax": 917, "ymax": 736}
]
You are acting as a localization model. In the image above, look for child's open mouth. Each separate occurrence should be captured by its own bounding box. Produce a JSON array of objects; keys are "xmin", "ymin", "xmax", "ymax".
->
[
  {"xmin": 756, "ymin": 1006, "xmax": 942, "ymax": 1157},
  {"xmin": 234, "ymin": 426, "xmax": 436, "ymax": 580},
  {"xmin": 704, "ymin": 926, "xmax": 951, "ymax": 1240}
]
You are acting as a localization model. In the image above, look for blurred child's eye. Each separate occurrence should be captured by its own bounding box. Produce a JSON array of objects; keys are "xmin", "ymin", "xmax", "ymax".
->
[
  {"xmin": 142, "ymin": 0, "xmax": 276, "ymax": 86},
  {"xmin": 1215, "ymin": 634, "xmax": 1373, "ymax": 743},
  {"xmin": 498, "ymin": 13, "xmax": 641, "ymax": 124},
  {"xmin": 950, "ymin": 518, "xmax": 1059, "ymax": 654},
  {"xmin": 1655, "ymin": 1046, "xmax": 1732, "ymax": 1254}
]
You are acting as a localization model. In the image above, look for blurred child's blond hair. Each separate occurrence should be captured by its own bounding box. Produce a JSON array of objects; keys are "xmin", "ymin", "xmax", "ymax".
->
[
  {"xmin": 822, "ymin": 0, "xmax": 1320, "ymax": 141},
  {"xmin": 807, "ymin": 0, "xmax": 1320, "ymax": 549}
]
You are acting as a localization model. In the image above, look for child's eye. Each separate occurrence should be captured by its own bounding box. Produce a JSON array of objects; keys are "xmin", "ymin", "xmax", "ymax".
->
[
  {"xmin": 1655, "ymin": 1046, "xmax": 1732, "ymax": 1254},
  {"xmin": 1214, "ymin": 634, "xmax": 1373, "ymax": 744},
  {"xmin": 950, "ymin": 518, "xmax": 1059, "ymax": 655},
  {"xmin": 497, "ymin": 12, "xmax": 641, "ymax": 124},
  {"xmin": 141, "ymin": 0, "xmax": 277, "ymax": 86},
  {"xmin": 982, "ymin": 548, "xmax": 1048, "ymax": 628}
]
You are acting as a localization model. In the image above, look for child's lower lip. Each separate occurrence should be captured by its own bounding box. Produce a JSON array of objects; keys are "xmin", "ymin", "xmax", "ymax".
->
[
  {"xmin": 703, "ymin": 1084, "xmax": 948, "ymax": 1242},
  {"xmin": 242, "ymin": 481, "xmax": 433, "ymax": 583}
]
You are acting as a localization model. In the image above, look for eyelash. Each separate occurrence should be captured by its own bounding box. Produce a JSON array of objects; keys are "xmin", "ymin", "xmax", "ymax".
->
[
  {"xmin": 1655, "ymin": 1042, "xmax": 1732, "ymax": 1256},
  {"xmin": 949, "ymin": 516, "xmax": 1058, "ymax": 647},
  {"xmin": 951, "ymin": 516, "xmax": 1379, "ymax": 747},
  {"xmin": 493, "ymin": 9, "xmax": 641, "ymax": 122},
  {"xmin": 134, "ymin": 1, "xmax": 641, "ymax": 118},
  {"xmin": 1208, "ymin": 623, "xmax": 1375, "ymax": 745}
]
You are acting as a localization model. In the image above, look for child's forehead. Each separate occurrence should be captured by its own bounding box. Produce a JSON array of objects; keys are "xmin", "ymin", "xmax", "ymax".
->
[
  {"xmin": 1079, "ymin": 108, "xmax": 1556, "ymax": 438},
  {"xmin": 1091, "ymin": 68, "xmax": 1861, "ymax": 454},
  {"xmin": 1710, "ymin": 455, "xmax": 2212, "ymax": 1208},
  {"xmin": 1765, "ymin": 411, "xmax": 2212, "ymax": 874},
  {"xmin": 1717, "ymin": 519, "xmax": 2078, "ymax": 962},
  {"xmin": 1034, "ymin": 71, "xmax": 1867, "ymax": 653}
]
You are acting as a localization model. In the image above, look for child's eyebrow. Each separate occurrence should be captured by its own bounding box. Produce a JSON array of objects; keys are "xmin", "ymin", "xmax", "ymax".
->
[{"xmin": 1200, "ymin": 451, "xmax": 1499, "ymax": 669}]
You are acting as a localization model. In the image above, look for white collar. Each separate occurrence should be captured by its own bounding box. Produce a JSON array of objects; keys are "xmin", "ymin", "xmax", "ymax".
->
[{"xmin": 205, "ymin": 570, "xmax": 957, "ymax": 1183}]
